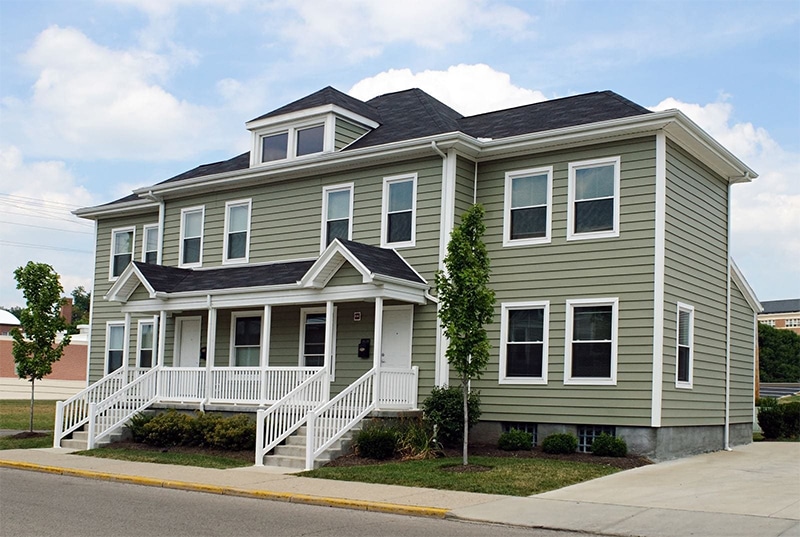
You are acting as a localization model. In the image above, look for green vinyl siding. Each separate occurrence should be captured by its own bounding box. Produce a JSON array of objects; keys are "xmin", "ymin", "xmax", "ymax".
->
[
  {"xmin": 729, "ymin": 280, "xmax": 756, "ymax": 423},
  {"xmin": 334, "ymin": 118, "xmax": 369, "ymax": 150},
  {"xmin": 474, "ymin": 137, "xmax": 658, "ymax": 427},
  {"xmin": 454, "ymin": 156, "xmax": 476, "ymax": 218},
  {"xmin": 661, "ymin": 140, "xmax": 729, "ymax": 426},
  {"xmin": 327, "ymin": 263, "xmax": 364, "ymax": 287}
]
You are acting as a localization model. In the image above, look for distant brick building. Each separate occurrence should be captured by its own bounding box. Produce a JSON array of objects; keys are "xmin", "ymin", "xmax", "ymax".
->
[
  {"xmin": 758, "ymin": 299, "xmax": 800, "ymax": 335},
  {"xmin": 0, "ymin": 322, "xmax": 89, "ymax": 382}
]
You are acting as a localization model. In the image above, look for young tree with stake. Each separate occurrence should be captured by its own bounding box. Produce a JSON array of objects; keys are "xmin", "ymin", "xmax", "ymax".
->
[{"xmin": 435, "ymin": 204, "xmax": 495, "ymax": 465}]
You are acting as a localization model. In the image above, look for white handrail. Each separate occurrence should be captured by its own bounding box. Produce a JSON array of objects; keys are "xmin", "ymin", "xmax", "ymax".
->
[
  {"xmin": 54, "ymin": 368, "xmax": 129, "ymax": 448},
  {"xmin": 87, "ymin": 367, "xmax": 160, "ymax": 449},
  {"xmin": 305, "ymin": 368, "xmax": 376, "ymax": 470},
  {"xmin": 255, "ymin": 368, "xmax": 328, "ymax": 466}
]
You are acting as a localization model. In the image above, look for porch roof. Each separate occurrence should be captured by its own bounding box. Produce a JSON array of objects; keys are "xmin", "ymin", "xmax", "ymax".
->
[{"xmin": 106, "ymin": 240, "xmax": 429, "ymax": 306}]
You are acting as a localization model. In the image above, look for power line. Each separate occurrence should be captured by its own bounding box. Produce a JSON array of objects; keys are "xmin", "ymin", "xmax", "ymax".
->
[
  {"xmin": 0, "ymin": 208, "xmax": 94, "ymax": 228},
  {"xmin": 0, "ymin": 240, "xmax": 93, "ymax": 254},
  {"xmin": 0, "ymin": 220, "xmax": 94, "ymax": 235},
  {"xmin": 0, "ymin": 193, "xmax": 83, "ymax": 210}
]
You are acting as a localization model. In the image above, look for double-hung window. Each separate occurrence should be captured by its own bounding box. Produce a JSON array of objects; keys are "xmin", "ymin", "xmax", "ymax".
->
[
  {"xmin": 180, "ymin": 207, "xmax": 204, "ymax": 267},
  {"xmin": 224, "ymin": 200, "xmax": 251, "ymax": 264},
  {"xmin": 142, "ymin": 224, "xmax": 159, "ymax": 264},
  {"xmin": 321, "ymin": 184, "xmax": 353, "ymax": 250},
  {"xmin": 106, "ymin": 322, "xmax": 125, "ymax": 373},
  {"xmin": 499, "ymin": 302, "xmax": 549, "ymax": 384},
  {"xmin": 568, "ymin": 157, "xmax": 620, "ymax": 240},
  {"xmin": 565, "ymin": 298, "xmax": 618, "ymax": 385},
  {"xmin": 137, "ymin": 320, "xmax": 156, "ymax": 368},
  {"xmin": 676, "ymin": 303, "xmax": 694, "ymax": 388},
  {"xmin": 110, "ymin": 227, "xmax": 134, "ymax": 279},
  {"xmin": 504, "ymin": 167, "xmax": 552, "ymax": 246},
  {"xmin": 381, "ymin": 174, "xmax": 417, "ymax": 247},
  {"xmin": 231, "ymin": 312, "xmax": 261, "ymax": 366}
]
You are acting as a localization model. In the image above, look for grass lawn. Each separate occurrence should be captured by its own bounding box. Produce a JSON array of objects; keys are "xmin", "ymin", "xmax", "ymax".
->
[
  {"xmin": 0, "ymin": 433, "xmax": 53, "ymax": 450},
  {"xmin": 300, "ymin": 456, "xmax": 619, "ymax": 496},
  {"xmin": 0, "ymin": 399, "xmax": 56, "ymax": 430},
  {"xmin": 74, "ymin": 446, "xmax": 252, "ymax": 469}
]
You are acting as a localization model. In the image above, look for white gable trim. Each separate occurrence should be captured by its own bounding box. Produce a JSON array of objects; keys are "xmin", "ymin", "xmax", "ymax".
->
[
  {"xmin": 105, "ymin": 263, "xmax": 157, "ymax": 302},
  {"xmin": 300, "ymin": 239, "xmax": 373, "ymax": 288},
  {"xmin": 730, "ymin": 259, "xmax": 762, "ymax": 313}
]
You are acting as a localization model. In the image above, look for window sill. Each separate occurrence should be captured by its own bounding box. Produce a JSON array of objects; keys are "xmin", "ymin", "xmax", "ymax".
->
[
  {"xmin": 503, "ymin": 237, "xmax": 551, "ymax": 248},
  {"xmin": 564, "ymin": 377, "xmax": 617, "ymax": 386},
  {"xmin": 675, "ymin": 382, "xmax": 693, "ymax": 390},
  {"xmin": 499, "ymin": 377, "xmax": 547, "ymax": 385}
]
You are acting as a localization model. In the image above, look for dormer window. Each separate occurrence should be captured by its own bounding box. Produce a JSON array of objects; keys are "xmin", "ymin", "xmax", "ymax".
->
[{"xmin": 258, "ymin": 123, "xmax": 326, "ymax": 164}]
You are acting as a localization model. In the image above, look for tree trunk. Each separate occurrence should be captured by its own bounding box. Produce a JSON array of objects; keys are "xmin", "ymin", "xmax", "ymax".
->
[
  {"xmin": 29, "ymin": 378, "xmax": 35, "ymax": 432},
  {"xmin": 462, "ymin": 381, "xmax": 469, "ymax": 466}
]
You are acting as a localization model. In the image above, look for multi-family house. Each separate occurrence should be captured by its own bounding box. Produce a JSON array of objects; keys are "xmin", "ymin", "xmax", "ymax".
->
[{"xmin": 63, "ymin": 86, "xmax": 761, "ymax": 466}]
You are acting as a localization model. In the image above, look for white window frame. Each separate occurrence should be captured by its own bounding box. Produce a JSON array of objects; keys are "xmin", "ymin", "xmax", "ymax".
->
[
  {"xmin": 320, "ymin": 184, "xmax": 354, "ymax": 252},
  {"xmin": 109, "ymin": 226, "xmax": 135, "ymax": 280},
  {"xmin": 499, "ymin": 301, "xmax": 550, "ymax": 385},
  {"xmin": 503, "ymin": 167, "xmax": 553, "ymax": 247},
  {"xmin": 179, "ymin": 206, "xmax": 205, "ymax": 268},
  {"xmin": 257, "ymin": 119, "xmax": 331, "ymax": 164},
  {"xmin": 675, "ymin": 302, "xmax": 694, "ymax": 389},
  {"xmin": 380, "ymin": 173, "xmax": 417, "ymax": 248},
  {"xmin": 564, "ymin": 297, "xmax": 619, "ymax": 385},
  {"xmin": 136, "ymin": 318, "xmax": 157, "ymax": 368},
  {"xmin": 105, "ymin": 321, "xmax": 126, "ymax": 374},
  {"xmin": 567, "ymin": 156, "xmax": 621, "ymax": 241},
  {"xmin": 299, "ymin": 307, "xmax": 337, "ymax": 374},
  {"xmin": 141, "ymin": 223, "xmax": 159, "ymax": 264},
  {"xmin": 223, "ymin": 199, "xmax": 252, "ymax": 265},
  {"xmin": 229, "ymin": 311, "xmax": 263, "ymax": 367}
]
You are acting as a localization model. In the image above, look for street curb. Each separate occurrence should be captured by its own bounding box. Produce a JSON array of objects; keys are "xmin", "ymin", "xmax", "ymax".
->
[{"xmin": 0, "ymin": 459, "xmax": 449, "ymax": 519}]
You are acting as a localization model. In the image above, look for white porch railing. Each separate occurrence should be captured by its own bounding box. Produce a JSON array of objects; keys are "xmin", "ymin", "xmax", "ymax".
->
[
  {"xmin": 305, "ymin": 368, "xmax": 377, "ymax": 470},
  {"xmin": 54, "ymin": 367, "xmax": 138, "ymax": 447},
  {"xmin": 208, "ymin": 367, "xmax": 320, "ymax": 405},
  {"xmin": 255, "ymin": 368, "xmax": 329, "ymax": 466},
  {"xmin": 379, "ymin": 367, "xmax": 419, "ymax": 409},
  {"xmin": 158, "ymin": 367, "xmax": 206, "ymax": 404},
  {"xmin": 86, "ymin": 367, "xmax": 159, "ymax": 449}
]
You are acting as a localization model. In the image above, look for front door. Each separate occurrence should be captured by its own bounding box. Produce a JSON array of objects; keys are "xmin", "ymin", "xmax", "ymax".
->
[
  {"xmin": 175, "ymin": 317, "xmax": 202, "ymax": 367},
  {"xmin": 381, "ymin": 306, "xmax": 413, "ymax": 369}
]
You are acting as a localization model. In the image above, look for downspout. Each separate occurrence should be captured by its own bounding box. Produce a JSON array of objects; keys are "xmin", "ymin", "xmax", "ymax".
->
[
  {"xmin": 473, "ymin": 161, "xmax": 478, "ymax": 204},
  {"xmin": 724, "ymin": 182, "xmax": 732, "ymax": 451}
]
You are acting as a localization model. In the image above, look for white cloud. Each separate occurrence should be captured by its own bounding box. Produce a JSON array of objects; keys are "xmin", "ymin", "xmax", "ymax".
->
[
  {"xmin": 7, "ymin": 26, "xmax": 221, "ymax": 161},
  {"xmin": 0, "ymin": 146, "xmax": 96, "ymax": 307},
  {"xmin": 273, "ymin": 1, "xmax": 532, "ymax": 60},
  {"xmin": 651, "ymin": 97, "xmax": 800, "ymax": 300},
  {"xmin": 349, "ymin": 64, "xmax": 547, "ymax": 116}
]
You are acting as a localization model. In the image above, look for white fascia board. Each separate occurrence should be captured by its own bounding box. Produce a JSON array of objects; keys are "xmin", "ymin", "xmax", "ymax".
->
[
  {"xmin": 730, "ymin": 258, "xmax": 763, "ymax": 313},
  {"xmin": 245, "ymin": 104, "xmax": 380, "ymax": 131},
  {"xmin": 105, "ymin": 263, "xmax": 156, "ymax": 302},
  {"xmin": 74, "ymin": 199, "xmax": 159, "ymax": 220},
  {"xmin": 300, "ymin": 240, "xmax": 372, "ymax": 288},
  {"xmin": 371, "ymin": 273, "xmax": 429, "ymax": 290}
]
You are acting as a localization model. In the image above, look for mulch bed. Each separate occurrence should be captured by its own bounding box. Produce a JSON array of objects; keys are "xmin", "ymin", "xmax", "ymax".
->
[
  {"xmin": 324, "ymin": 443, "xmax": 652, "ymax": 471},
  {"xmin": 9, "ymin": 432, "xmax": 48, "ymax": 439}
]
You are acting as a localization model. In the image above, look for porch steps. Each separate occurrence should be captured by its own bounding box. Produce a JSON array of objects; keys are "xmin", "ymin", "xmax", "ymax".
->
[
  {"xmin": 262, "ymin": 422, "xmax": 363, "ymax": 470},
  {"xmin": 60, "ymin": 426, "xmax": 130, "ymax": 450}
]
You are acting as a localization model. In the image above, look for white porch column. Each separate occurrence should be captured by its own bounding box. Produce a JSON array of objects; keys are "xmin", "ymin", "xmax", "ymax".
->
[
  {"xmin": 123, "ymin": 312, "xmax": 131, "ymax": 376},
  {"xmin": 260, "ymin": 305, "xmax": 272, "ymax": 404},
  {"xmin": 157, "ymin": 311, "xmax": 167, "ymax": 366},
  {"xmin": 205, "ymin": 306, "xmax": 217, "ymax": 403},
  {"xmin": 324, "ymin": 301, "xmax": 335, "ymax": 381},
  {"xmin": 373, "ymin": 297, "xmax": 383, "ymax": 408}
]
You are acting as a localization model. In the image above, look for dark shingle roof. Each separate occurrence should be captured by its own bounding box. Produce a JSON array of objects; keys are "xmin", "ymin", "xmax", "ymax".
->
[
  {"xmin": 761, "ymin": 299, "xmax": 800, "ymax": 314},
  {"xmin": 134, "ymin": 260, "xmax": 314, "ymax": 293},
  {"xmin": 338, "ymin": 240, "xmax": 425, "ymax": 284},
  {"xmin": 158, "ymin": 152, "xmax": 250, "ymax": 186},
  {"xmin": 249, "ymin": 86, "xmax": 381, "ymax": 124}
]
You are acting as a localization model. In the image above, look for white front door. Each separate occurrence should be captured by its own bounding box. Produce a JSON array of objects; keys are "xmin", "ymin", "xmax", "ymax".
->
[
  {"xmin": 175, "ymin": 317, "xmax": 202, "ymax": 367},
  {"xmin": 381, "ymin": 306, "xmax": 413, "ymax": 369}
]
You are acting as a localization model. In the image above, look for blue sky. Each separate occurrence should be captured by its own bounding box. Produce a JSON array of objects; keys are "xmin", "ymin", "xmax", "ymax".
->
[{"xmin": 0, "ymin": 0, "xmax": 798, "ymax": 307}]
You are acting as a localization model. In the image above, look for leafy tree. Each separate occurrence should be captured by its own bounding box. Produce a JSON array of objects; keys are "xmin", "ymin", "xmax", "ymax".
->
[
  {"xmin": 69, "ymin": 285, "xmax": 91, "ymax": 331},
  {"xmin": 759, "ymin": 323, "xmax": 800, "ymax": 382},
  {"xmin": 434, "ymin": 204, "xmax": 495, "ymax": 465},
  {"xmin": 11, "ymin": 262, "xmax": 71, "ymax": 432}
]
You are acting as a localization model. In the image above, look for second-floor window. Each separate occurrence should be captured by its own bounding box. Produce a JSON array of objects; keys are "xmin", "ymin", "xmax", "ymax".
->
[
  {"xmin": 568, "ymin": 157, "xmax": 620, "ymax": 240},
  {"xmin": 110, "ymin": 227, "xmax": 134, "ymax": 279},
  {"xmin": 382, "ymin": 174, "xmax": 416, "ymax": 247},
  {"xmin": 224, "ymin": 200, "xmax": 251, "ymax": 264},
  {"xmin": 322, "ymin": 184, "xmax": 353, "ymax": 249},
  {"xmin": 142, "ymin": 224, "xmax": 159, "ymax": 264},
  {"xmin": 504, "ymin": 167, "xmax": 552, "ymax": 246},
  {"xmin": 180, "ymin": 207, "xmax": 204, "ymax": 267}
]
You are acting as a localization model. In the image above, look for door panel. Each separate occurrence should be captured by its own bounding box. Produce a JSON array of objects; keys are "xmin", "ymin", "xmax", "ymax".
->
[
  {"xmin": 176, "ymin": 317, "xmax": 201, "ymax": 367},
  {"xmin": 381, "ymin": 306, "xmax": 413, "ymax": 369}
]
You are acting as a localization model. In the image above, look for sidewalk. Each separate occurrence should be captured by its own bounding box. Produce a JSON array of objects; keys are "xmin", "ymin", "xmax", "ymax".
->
[{"xmin": 1, "ymin": 442, "xmax": 798, "ymax": 537}]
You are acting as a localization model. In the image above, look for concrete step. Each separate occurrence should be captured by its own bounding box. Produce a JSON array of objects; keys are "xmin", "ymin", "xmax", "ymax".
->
[
  {"xmin": 262, "ymin": 421, "xmax": 363, "ymax": 470},
  {"xmin": 60, "ymin": 427, "xmax": 128, "ymax": 450}
]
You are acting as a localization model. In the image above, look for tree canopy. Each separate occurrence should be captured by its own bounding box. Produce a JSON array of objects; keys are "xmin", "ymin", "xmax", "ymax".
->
[{"xmin": 759, "ymin": 323, "xmax": 800, "ymax": 383}]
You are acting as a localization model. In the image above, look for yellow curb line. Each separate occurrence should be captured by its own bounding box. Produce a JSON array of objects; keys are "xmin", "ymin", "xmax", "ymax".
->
[{"xmin": 0, "ymin": 460, "xmax": 448, "ymax": 519}]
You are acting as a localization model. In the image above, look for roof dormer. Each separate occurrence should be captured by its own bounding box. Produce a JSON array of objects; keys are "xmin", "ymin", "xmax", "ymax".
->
[{"xmin": 246, "ymin": 87, "xmax": 380, "ymax": 168}]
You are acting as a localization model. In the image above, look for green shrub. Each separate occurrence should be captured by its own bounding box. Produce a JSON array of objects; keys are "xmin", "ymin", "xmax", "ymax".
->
[
  {"xmin": 127, "ymin": 412, "xmax": 154, "ymax": 443},
  {"xmin": 590, "ymin": 433, "xmax": 627, "ymax": 457},
  {"xmin": 758, "ymin": 401, "xmax": 800, "ymax": 439},
  {"xmin": 206, "ymin": 415, "xmax": 256, "ymax": 450},
  {"xmin": 421, "ymin": 386, "xmax": 481, "ymax": 447},
  {"xmin": 783, "ymin": 402, "xmax": 800, "ymax": 438},
  {"xmin": 356, "ymin": 424, "xmax": 397, "ymax": 460},
  {"xmin": 141, "ymin": 410, "xmax": 193, "ymax": 447},
  {"xmin": 187, "ymin": 412, "xmax": 225, "ymax": 447},
  {"xmin": 541, "ymin": 433, "xmax": 578, "ymax": 454},
  {"xmin": 396, "ymin": 418, "xmax": 441, "ymax": 460},
  {"xmin": 498, "ymin": 428, "xmax": 533, "ymax": 451}
]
